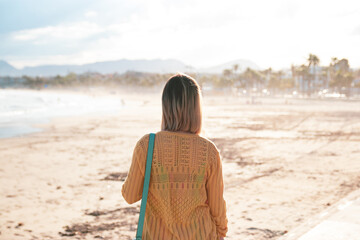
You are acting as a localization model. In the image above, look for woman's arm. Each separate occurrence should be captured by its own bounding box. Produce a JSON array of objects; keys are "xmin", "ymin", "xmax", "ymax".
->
[
  {"xmin": 121, "ymin": 139, "xmax": 146, "ymax": 204},
  {"xmin": 206, "ymin": 149, "xmax": 228, "ymax": 238}
]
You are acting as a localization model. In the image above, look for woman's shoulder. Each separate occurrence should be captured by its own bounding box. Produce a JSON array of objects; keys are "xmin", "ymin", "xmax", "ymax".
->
[
  {"xmin": 197, "ymin": 135, "xmax": 222, "ymax": 166},
  {"xmin": 134, "ymin": 133, "xmax": 151, "ymax": 153},
  {"xmin": 197, "ymin": 134, "xmax": 220, "ymax": 154}
]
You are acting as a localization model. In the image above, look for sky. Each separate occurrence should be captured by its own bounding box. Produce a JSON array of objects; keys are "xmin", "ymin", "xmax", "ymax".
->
[{"xmin": 1, "ymin": 0, "xmax": 360, "ymax": 70}]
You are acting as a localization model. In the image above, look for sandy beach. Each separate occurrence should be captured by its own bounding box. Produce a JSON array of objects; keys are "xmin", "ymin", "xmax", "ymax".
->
[{"xmin": 1, "ymin": 89, "xmax": 360, "ymax": 240}]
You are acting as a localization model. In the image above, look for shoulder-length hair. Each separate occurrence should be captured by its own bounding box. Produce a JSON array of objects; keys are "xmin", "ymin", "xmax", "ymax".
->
[{"xmin": 161, "ymin": 73, "xmax": 202, "ymax": 134}]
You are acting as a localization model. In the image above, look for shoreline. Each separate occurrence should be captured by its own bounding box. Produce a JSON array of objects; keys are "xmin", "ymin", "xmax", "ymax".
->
[
  {"xmin": 0, "ymin": 87, "xmax": 160, "ymax": 139},
  {"xmin": 1, "ymin": 87, "xmax": 359, "ymax": 141}
]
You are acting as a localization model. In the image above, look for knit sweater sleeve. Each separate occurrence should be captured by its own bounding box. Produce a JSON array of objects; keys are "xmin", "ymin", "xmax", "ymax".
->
[
  {"xmin": 205, "ymin": 147, "xmax": 228, "ymax": 237},
  {"xmin": 121, "ymin": 136, "xmax": 147, "ymax": 204}
]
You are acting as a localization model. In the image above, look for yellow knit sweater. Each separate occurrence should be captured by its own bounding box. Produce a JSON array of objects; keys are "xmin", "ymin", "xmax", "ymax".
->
[{"xmin": 122, "ymin": 131, "xmax": 228, "ymax": 239}]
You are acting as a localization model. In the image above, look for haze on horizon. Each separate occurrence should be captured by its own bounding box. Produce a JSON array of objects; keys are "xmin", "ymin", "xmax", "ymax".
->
[{"xmin": 1, "ymin": 0, "xmax": 360, "ymax": 70}]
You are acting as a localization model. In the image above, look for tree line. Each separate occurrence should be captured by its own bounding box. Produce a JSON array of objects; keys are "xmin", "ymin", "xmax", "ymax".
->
[
  {"xmin": 0, "ymin": 72, "xmax": 173, "ymax": 89},
  {"xmin": 218, "ymin": 54, "xmax": 360, "ymax": 96},
  {"xmin": 1, "ymin": 53, "xmax": 359, "ymax": 96}
]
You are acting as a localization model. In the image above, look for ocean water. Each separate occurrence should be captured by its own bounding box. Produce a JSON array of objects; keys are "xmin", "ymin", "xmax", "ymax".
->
[{"xmin": 0, "ymin": 89, "xmax": 133, "ymax": 139}]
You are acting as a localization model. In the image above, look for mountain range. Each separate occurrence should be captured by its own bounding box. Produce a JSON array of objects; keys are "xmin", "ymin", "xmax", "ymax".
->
[{"xmin": 0, "ymin": 59, "xmax": 260, "ymax": 77}]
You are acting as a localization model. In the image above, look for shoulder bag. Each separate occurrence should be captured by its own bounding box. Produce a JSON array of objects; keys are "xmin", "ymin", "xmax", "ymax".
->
[{"xmin": 134, "ymin": 133, "xmax": 155, "ymax": 240}]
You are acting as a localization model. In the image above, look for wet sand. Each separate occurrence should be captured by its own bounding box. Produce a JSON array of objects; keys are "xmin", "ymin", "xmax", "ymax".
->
[{"xmin": 1, "ymin": 90, "xmax": 360, "ymax": 239}]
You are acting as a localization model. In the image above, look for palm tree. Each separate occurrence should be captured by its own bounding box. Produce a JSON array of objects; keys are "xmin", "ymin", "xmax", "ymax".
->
[
  {"xmin": 329, "ymin": 58, "xmax": 354, "ymax": 96},
  {"xmin": 307, "ymin": 53, "xmax": 320, "ymax": 95},
  {"xmin": 260, "ymin": 67, "xmax": 272, "ymax": 88},
  {"xmin": 329, "ymin": 57, "xmax": 338, "ymax": 89},
  {"xmin": 319, "ymin": 66, "xmax": 329, "ymax": 89},
  {"xmin": 241, "ymin": 68, "xmax": 263, "ymax": 90},
  {"xmin": 292, "ymin": 65, "xmax": 309, "ymax": 95},
  {"xmin": 222, "ymin": 69, "xmax": 234, "ymax": 87},
  {"xmin": 233, "ymin": 64, "xmax": 239, "ymax": 73},
  {"xmin": 223, "ymin": 69, "xmax": 232, "ymax": 77},
  {"xmin": 232, "ymin": 64, "xmax": 240, "ymax": 88}
]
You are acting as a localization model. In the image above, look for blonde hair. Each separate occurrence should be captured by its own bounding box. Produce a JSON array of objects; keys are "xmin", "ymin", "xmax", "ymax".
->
[{"xmin": 161, "ymin": 73, "xmax": 202, "ymax": 134}]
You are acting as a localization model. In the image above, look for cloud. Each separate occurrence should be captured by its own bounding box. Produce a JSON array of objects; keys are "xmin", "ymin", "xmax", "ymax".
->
[
  {"xmin": 3, "ymin": 0, "xmax": 360, "ymax": 69},
  {"xmin": 354, "ymin": 25, "xmax": 360, "ymax": 35},
  {"xmin": 12, "ymin": 21, "xmax": 104, "ymax": 42},
  {"xmin": 84, "ymin": 10, "xmax": 98, "ymax": 18}
]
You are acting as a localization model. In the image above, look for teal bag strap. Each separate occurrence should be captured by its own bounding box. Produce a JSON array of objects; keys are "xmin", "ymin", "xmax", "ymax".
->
[{"xmin": 135, "ymin": 133, "xmax": 155, "ymax": 240}]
